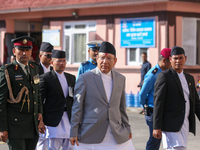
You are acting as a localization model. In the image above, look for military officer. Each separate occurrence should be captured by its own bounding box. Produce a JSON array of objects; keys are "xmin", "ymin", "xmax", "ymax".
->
[
  {"xmin": 0, "ymin": 36, "xmax": 44, "ymax": 150},
  {"xmin": 76, "ymin": 40, "xmax": 102, "ymax": 80}
]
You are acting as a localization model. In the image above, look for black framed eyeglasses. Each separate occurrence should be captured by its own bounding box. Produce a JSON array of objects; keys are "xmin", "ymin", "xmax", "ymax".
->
[{"xmin": 42, "ymin": 54, "xmax": 52, "ymax": 58}]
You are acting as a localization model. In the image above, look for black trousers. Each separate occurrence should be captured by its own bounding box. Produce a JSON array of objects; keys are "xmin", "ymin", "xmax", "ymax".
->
[{"xmin": 7, "ymin": 135, "xmax": 39, "ymax": 150}]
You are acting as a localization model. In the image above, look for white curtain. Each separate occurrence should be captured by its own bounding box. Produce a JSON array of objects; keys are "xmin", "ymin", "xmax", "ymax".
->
[
  {"xmin": 65, "ymin": 35, "xmax": 70, "ymax": 61},
  {"xmin": 74, "ymin": 34, "xmax": 86, "ymax": 63}
]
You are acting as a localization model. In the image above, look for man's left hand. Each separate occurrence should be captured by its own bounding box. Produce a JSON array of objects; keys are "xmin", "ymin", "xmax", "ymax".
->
[
  {"xmin": 37, "ymin": 113, "xmax": 46, "ymax": 134},
  {"xmin": 153, "ymin": 129, "xmax": 162, "ymax": 139},
  {"xmin": 0, "ymin": 131, "xmax": 8, "ymax": 143},
  {"xmin": 129, "ymin": 133, "xmax": 132, "ymax": 140}
]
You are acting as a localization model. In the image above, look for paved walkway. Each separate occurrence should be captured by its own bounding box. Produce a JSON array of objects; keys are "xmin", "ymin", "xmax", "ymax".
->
[
  {"xmin": 128, "ymin": 107, "xmax": 200, "ymax": 150},
  {"xmin": 0, "ymin": 108, "xmax": 200, "ymax": 150}
]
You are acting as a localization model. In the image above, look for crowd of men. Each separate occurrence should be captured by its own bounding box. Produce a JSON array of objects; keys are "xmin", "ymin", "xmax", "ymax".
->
[{"xmin": 0, "ymin": 35, "xmax": 200, "ymax": 150}]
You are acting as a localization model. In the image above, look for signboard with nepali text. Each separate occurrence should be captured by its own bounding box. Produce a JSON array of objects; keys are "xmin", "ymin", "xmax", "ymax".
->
[{"xmin": 120, "ymin": 17, "xmax": 155, "ymax": 48}]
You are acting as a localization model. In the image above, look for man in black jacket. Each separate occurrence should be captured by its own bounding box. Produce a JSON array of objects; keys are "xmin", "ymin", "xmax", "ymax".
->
[
  {"xmin": 36, "ymin": 42, "xmax": 54, "ymax": 150},
  {"xmin": 38, "ymin": 42, "xmax": 53, "ymax": 75},
  {"xmin": 39, "ymin": 50, "xmax": 75, "ymax": 150},
  {"xmin": 153, "ymin": 46, "xmax": 200, "ymax": 150}
]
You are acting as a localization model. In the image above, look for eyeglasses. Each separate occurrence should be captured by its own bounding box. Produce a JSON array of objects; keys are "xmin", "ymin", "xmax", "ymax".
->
[
  {"xmin": 42, "ymin": 54, "xmax": 52, "ymax": 58},
  {"xmin": 98, "ymin": 56, "xmax": 114, "ymax": 62}
]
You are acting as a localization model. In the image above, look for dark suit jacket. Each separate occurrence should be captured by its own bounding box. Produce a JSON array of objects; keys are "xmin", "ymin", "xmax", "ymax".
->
[
  {"xmin": 38, "ymin": 63, "xmax": 53, "ymax": 75},
  {"xmin": 153, "ymin": 68, "xmax": 200, "ymax": 135},
  {"xmin": 39, "ymin": 70, "xmax": 75, "ymax": 127}
]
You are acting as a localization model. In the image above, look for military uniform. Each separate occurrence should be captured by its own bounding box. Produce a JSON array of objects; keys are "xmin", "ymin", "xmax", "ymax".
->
[
  {"xmin": 76, "ymin": 40, "xmax": 102, "ymax": 80},
  {"xmin": 76, "ymin": 58, "xmax": 97, "ymax": 79},
  {"xmin": 0, "ymin": 36, "xmax": 43, "ymax": 150},
  {"xmin": 139, "ymin": 64, "xmax": 162, "ymax": 150},
  {"xmin": 0, "ymin": 60, "xmax": 42, "ymax": 147}
]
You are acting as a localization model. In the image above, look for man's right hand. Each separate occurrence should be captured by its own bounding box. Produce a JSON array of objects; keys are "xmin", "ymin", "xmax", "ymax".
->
[
  {"xmin": 0, "ymin": 131, "xmax": 8, "ymax": 143},
  {"xmin": 70, "ymin": 137, "xmax": 79, "ymax": 146},
  {"xmin": 153, "ymin": 129, "xmax": 162, "ymax": 139}
]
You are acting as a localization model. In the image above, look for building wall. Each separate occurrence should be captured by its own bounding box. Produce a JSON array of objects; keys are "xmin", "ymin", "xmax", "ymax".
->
[{"xmin": 1, "ymin": 1, "xmax": 200, "ymax": 93}]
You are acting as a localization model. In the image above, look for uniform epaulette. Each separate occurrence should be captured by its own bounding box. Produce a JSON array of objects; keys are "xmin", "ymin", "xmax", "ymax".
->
[
  {"xmin": 81, "ymin": 61, "xmax": 89, "ymax": 66},
  {"xmin": 152, "ymin": 68, "xmax": 158, "ymax": 75},
  {"xmin": 29, "ymin": 61, "xmax": 39, "ymax": 68},
  {"xmin": 0, "ymin": 63, "xmax": 12, "ymax": 70}
]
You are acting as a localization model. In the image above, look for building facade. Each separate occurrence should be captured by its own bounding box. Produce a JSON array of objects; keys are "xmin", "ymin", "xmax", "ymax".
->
[{"xmin": 0, "ymin": 0, "xmax": 200, "ymax": 93}]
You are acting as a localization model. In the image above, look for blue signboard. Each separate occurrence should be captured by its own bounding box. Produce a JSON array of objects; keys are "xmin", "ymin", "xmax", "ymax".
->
[{"xmin": 120, "ymin": 17, "xmax": 155, "ymax": 48}]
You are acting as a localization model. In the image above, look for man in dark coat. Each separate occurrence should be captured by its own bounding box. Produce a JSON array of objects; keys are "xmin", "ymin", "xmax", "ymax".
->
[
  {"xmin": 153, "ymin": 46, "xmax": 200, "ymax": 150},
  {"xmin": 139, "ymin": 48, "xmax": 171, "ymax": 150},
  {"xmin": 0, "ymin": 36, "xmax": 43, "ymax": 150},
  {"xmin": 39, "ymin": 50, "xmax": 75, "ymax": 149},
  {"xmin": 36, "ymin": 42, "xmax": 54, "ymax": 150}
]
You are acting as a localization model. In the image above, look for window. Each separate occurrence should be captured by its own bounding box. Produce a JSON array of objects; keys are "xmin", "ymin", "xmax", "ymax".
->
[
  {"xmin": 127, "ymin": 48, "xmax": 148, "ymax": 65},
  {"xmin": 182, "ymin": 17, "xmax": 200, "ymax": 65},
  {"xmin": 75, "ymin": 25, "xmax": 86, "ymax": 29},
  {"xmin": 197, "ymin": 20, "xmax": 200, "ymax": 65},
  {"xmin": 74, "ymin": 34, "xmax": 86, "ymax": 63},
  {"xmin": 63, "ymin": 21, "xmax": 96, "ymax": 64},
  {"xmin": 65, "ymin": 25, "xmax": 71, "ymax": 29}
]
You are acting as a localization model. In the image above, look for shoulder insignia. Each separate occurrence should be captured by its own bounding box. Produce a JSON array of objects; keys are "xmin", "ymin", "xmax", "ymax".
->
[
  {"xmin": 15, "ymin": 64, "xmax": 19, "ymax": 70},
  {"xmin": 0, "ymin": 63, "xmax": 12, "ymax": 70},
  {"xmin": 152, "ymin": 68, "xmax": 158, "ymax": 75},
  {"xmin": 29, "ymin": 61, "xmax": 39, "ymax": 69},
  {"xmin": 30, "ymin": 64, "xmax": 34, "ymax": 68},
  {"xmin": 81, "ymin": 61, "xmax": 89, "ymax": 66},
  {"xmin": 92, "ymin": 61, "xmax": 97, "ymax": 65}
]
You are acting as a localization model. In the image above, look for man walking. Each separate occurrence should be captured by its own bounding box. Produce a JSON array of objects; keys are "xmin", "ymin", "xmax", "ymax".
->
[
  {"xmin": 153, "ymin": 46, "xmax": 200, "ymax": 150},
  {"xmin": 70, "ymin": 41, "xmax": 135, "ymax": 150},
  {"xmin": 38, "ymin": 42, "xmax": 53, "ymax": 75},
  {"xmin": 139, "ymin": 48, "xmax": 171, "ymax": 150},
  {"xmin": 36, "ymin": 42, "xmax": 53, "ymax": 150},
  {"xmin": 76, "ymin": 40, "xmax": 102, "ymax": 80},
  {"xmin": 40, "ymin": 50, "xmax": 75, "ymax": 150},
  {"xmin": 0, "ymin": 36, "xmax": 43, "ymax": 150}
]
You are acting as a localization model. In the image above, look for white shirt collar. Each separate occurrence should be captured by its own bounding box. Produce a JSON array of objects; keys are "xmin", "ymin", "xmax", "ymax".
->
[
  {"xmin": 54, "ymin": 70, "xmax": 65, "ymax": 78},
  {"xmin": 16, "ymin": 59, "xmax": 27, "ymax": 69},
  {"xmin": 177, "ymin": 70, "xmax": 184, "ymax": 77},
  {"xmin": 41, "ymin": 62, "xmax": 50, "ymax": 70},
  {"xmin": 98, "ymin": 67, "xmax": 112, "ymax": 78},
  {"xmin": 41, "ymin": 62, "xmax": 51, "ymax": 73}
]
